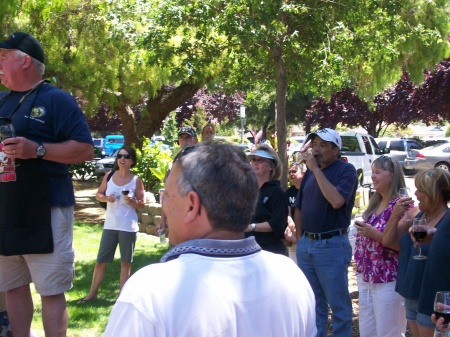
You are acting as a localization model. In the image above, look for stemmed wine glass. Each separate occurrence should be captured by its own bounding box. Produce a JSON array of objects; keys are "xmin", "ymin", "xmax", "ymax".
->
[
  {"xmin": 412, "ymin": 218, "xmax": 429, "ymax": 260},
  {"xmin": 399, "ymin": 187, "xmax": 411, "ymax": 197},
  {"xmin": 434, "ymin": 292, "xmax": 450, "ymax": 325},
  {"xmin": 0, "ymin": 123, "xmax": 15, "ymax": 142}
]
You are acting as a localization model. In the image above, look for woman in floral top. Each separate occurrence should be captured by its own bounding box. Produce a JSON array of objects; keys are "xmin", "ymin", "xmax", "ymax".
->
[{"xmin": 354, "ymin": 156, "xmax": 409, "ymax": 337}]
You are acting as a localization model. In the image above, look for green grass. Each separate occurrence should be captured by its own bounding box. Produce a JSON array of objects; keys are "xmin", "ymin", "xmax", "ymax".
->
[{"xmin": 30, "ymin": 222, "xmax": 168, "ymax": 337}]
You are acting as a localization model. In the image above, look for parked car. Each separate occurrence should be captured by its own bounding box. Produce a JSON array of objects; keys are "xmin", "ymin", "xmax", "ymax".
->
[
  {"xmin": 291, "ymin": 132, "xmax": 385, "ymax": 187},
  {"xmin": 419, "ymin": 137, "xmax": 450, "ymax": 148},
  {"xmin": 339, "ymin": 132, "xmax": 387, "ymax": 186},
  {"xmin": 92, "ymin": 138, "xmax": 105, "ymax": 158},
  {"xmin": 376, "ymin": 138, "xmax": 424, "ymax": 168},
  {"xmin": 404, "ymin": 143, "xmax": 450, "ymax": 172},
  {"xmin": 94, "ymin": 149, "xmax": 119, "ymax": 176},
  {"xmin": 104, "ymin": 135, "xmax": 124, "ymax": 156},
  {"xmin": 95, "ymin": 143, "xmax": 172, "ymax": 177},
  {"xmin": 288, "ymin": 137, "xmax": 305, "ymax": 157}
]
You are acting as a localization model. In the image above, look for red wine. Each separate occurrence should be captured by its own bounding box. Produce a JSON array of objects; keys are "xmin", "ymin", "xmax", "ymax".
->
[
  {"xmin": 122, "ymin": 190, "xmax": 129, "ymax": 195},
  {"xmin": 413, "ymin": 231, "xmax": 427, "ymax": 241},
  {"xmin": 434, "ymin": 310, "xmax": 450, "ymax": 324}
]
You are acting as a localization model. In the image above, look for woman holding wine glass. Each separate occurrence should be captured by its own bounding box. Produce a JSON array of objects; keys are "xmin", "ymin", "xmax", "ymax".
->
[
  {"xmin": 384, "ymin": 168, "xmax": 450, "ymax": 337},
  {"xmin": 80, "ymin": 146, "xmax": 145, "ymax": 303},
  {"xmin": 354, "ymin": 155, "xmax": 409, "ymax": 337}
]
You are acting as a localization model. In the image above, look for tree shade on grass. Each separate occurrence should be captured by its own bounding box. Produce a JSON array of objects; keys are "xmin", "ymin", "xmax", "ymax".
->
[{"xmin": 30, "ymin": 222, "xmax": 168, "ymax": 337}]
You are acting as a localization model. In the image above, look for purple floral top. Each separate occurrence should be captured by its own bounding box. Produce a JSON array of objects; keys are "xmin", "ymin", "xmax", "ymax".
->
[{"xmin": 354, "ymin": 198, "xmax": 401, "ymax": 283}]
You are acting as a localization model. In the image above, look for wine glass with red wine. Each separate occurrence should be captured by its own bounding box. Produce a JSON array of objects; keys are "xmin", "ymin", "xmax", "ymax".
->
[
  {"xmin": 412, "ymin": 218, "xmax": 429, "ymax": 260},
  {"xmin": 434, "ymin": 292, "xmax": 450, "ymax": 325}
]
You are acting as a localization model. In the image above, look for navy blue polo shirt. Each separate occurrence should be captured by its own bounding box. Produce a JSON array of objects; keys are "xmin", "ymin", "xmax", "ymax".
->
[
  {"xmin": 0, "ymin": 84, "xmax": 93, "ymax": 206},
  {"xmin": 294, "ymin": 159, "xmax": 357, "ymax": 233}
]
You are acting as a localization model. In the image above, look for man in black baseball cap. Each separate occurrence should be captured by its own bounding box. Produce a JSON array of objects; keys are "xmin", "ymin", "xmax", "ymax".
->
[
  {"xmin": 178, "ymin": 126, "xmax": 198, "ymax": 148},
  {"xmin": 0, "ymin": 31, "xmax": 45, "ymax": 64},
  {"xmin": 0, "ymin": 31, "xmax": 94, "ymax": 337}
]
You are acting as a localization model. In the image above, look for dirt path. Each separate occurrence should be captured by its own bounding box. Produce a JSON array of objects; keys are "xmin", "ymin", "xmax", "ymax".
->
[{"xmin": 73, "ymin": 180, "xmax": 105, "ymax": 224}]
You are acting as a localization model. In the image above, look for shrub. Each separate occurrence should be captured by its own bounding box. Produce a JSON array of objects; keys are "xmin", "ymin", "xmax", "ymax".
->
[
  {"xmin": 133, "ymin": 137, "xmax": 173, "ymax": 193},
  {"xmin": 69, "ymin": 160, "xmax": 97, "ymax": 180}
]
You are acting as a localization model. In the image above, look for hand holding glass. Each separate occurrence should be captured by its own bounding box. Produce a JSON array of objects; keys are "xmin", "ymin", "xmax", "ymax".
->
[
  {"xmin": 399, "ymin": 187, "xmax": 410, "ymax": 197},
  {"xmin": 434, "ymin": 292, "xmax": 450, "ymax": 325},
  {"xmin": 0, "ymin": 124, "xmax": 15, "ymax": 142},
  {"xmin": 412, "ymin": 218, "xmax": 429, "ymax": 260},
  {"xmin": 433, "ymin": 323, "xmax": 450, "ymax": 337}
]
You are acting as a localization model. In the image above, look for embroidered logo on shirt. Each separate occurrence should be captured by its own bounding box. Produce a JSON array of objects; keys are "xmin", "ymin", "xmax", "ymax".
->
[{"xmin": 30, "ymin": 107, "xmax": 45, "ymax": 118}]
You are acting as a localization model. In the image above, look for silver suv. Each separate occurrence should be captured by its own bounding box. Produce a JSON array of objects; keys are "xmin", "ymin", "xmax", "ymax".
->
[{"xmin": 376, "ymin": 138, "xmax": 424, "ymax": 169}]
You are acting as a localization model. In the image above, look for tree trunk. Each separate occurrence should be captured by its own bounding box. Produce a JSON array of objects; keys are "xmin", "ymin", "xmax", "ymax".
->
[
  {"xmin": 273, "ymin": 49, "xmax": 288, "ymax": 190},
  {"xmin": 114, "ymin": 81, "xmax": 204, "ymax": 150},
  {"xmin": 137, "ymin": 82, "xmax": 203, "ymax": 142},
  {"xmin": 115, "ymin": 102, "xmax": 138, "ymax": 147}
]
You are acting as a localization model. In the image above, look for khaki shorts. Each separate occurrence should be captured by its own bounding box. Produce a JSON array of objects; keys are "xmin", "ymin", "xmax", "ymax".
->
[{"xmin": 0, "ymin": 207, "xmax": 75, "ymax": 296}]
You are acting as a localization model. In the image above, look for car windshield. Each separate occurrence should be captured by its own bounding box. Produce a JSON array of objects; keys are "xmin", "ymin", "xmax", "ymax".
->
[
  {"xmin": 108, "ymin": 138, "xmax": 123, "ymax": 144},
  {"xmin": 110, "ymin": 149, "xmax": 120, "ymax": 157}
]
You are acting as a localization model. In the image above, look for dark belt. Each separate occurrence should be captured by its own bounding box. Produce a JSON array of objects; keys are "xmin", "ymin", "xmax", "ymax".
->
[{"xmin": 303, "ymin": 228, "xmax": 349, "ymax": 240}]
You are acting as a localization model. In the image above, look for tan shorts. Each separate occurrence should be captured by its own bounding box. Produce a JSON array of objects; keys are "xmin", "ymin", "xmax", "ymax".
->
[{"xmin": 0, "ymin": 207, "xmax": 75, "ymax": 296}]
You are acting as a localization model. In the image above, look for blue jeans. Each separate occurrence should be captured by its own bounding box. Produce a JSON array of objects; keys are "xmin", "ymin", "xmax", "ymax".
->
[{"xmin": 297, "ymin": 233, "xmax": 352, "ymax": 337}]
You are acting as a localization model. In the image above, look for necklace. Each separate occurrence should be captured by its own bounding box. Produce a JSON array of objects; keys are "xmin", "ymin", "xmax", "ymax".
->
[{"xmin": 423, "ymin": 208, "xmax": 448, "ymax": 224}]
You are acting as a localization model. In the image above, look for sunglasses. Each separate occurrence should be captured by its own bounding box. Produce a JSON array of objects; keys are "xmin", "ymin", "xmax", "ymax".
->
[
  {"xmin": 250, "ymin": 158, "xmax": 271, "ymax": 164},
  {"xmin": 117, "ymin": 153, "xmax": 131, "ymax": 159}
]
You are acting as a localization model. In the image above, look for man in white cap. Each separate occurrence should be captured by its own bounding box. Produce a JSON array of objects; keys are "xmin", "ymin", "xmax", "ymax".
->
[{"xmin": 293, "ymin": 128, "xmax": 358, "ymax": 337}]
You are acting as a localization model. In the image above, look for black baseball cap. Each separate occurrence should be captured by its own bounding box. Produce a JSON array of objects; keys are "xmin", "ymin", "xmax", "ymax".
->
[
  {"xmin": 178, "ymin": 126, "xmax": 197, "ymax": 138},
  {"xmin": 0, "ymin": 32, "xmax": 45, "ymax": 64}
]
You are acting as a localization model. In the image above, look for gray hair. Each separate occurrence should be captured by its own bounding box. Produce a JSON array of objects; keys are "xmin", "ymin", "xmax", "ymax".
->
[
  {"xmin": 16, "ymin": 50, "xmax": 45, "ymax": 75},
  {"xmin": 173, "ymin": 141, "xmax": 259, "ymax": 231}
]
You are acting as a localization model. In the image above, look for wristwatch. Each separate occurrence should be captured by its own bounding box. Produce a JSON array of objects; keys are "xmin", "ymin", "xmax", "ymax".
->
[
  {"xmin": 250, "ymin": 223, "xmax": 256, "ymax": 231},
  {"xmin": 36, "ymin": 143, "xmax": 46, "ymax": 159}
]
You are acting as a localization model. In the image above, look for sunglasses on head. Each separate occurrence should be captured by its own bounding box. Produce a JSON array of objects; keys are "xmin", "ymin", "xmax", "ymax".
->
[{"xmin": 117, "ymin": 153, "xmax": 131, "ymax": 159}]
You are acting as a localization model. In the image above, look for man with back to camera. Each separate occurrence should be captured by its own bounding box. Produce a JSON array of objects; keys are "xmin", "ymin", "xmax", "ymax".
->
[
  {"xmin": 0, "ymin": 32, "xmax": 93, "ymax": 336},
  {"xmin": 294, "ymin": 128, "xmax": 358, "ymax": 337},
  {"xmin": 104, "ymin": 141, "xmax": 317, "ymax": 337}
]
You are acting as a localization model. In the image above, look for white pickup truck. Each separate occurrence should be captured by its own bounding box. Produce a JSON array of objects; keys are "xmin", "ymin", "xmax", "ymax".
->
[{"xmin": 339, "ymin": 131, "xmax": 388, "ymax": 186}]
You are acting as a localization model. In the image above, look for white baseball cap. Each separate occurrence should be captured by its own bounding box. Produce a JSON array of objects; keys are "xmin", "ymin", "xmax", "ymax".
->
[{"xmin": 305, "ymin": 128, "xmax": 342, "ymax": 149}]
